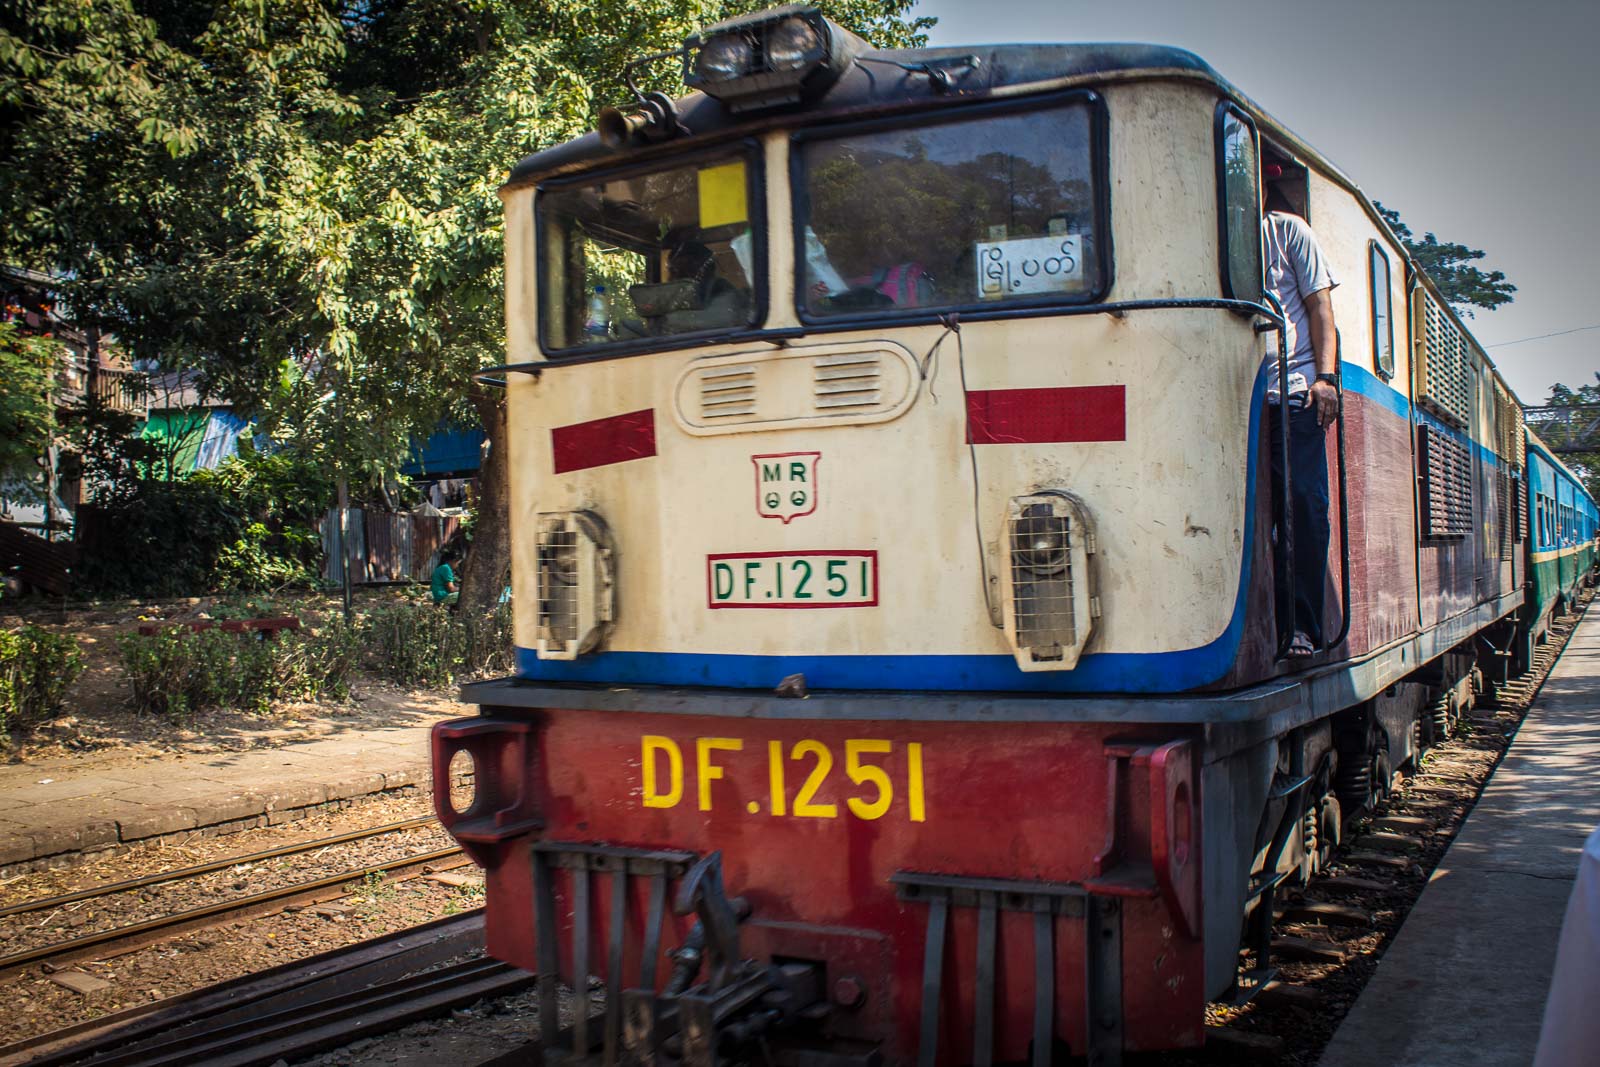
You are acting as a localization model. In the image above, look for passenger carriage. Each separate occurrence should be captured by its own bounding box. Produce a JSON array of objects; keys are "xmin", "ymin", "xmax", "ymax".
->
[
  {"xmin": 431, "ymin": 8, "xmax": 1596, "ymax": 1063},
  {"xmin": 1522, "ymin": 429, "xmax": 1597, "ymax": 664}
]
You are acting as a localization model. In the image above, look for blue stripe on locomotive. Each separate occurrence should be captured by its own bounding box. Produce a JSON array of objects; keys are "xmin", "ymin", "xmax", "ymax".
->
[{"xmin": 515, "ymin": 364, "xmax": 1508, "ymax": 694}]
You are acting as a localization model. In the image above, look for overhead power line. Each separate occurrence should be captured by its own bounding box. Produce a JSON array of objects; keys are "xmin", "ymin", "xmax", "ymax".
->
[{"xmin": 1487, "ymin": 323, "xmax": 1600, "ymax": 350}]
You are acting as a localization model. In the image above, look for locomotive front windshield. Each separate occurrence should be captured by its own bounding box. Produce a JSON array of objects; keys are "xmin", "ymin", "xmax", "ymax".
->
[
  {"xmin": 540, "ymin": 150, "xmax": 760, "ymax": 352},
  {"xmin": 796, "ymin": 100, "xmax": 1104, "ymax": 317}
]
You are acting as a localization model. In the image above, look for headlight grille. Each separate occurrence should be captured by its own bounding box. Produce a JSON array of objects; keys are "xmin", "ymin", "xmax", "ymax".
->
[
  {"xmin": 536, "ymin": 525, "xmax": 581, "ymax": 645},
  {"xmin": 1009, "ymin": 503, "xmax": 1077, "ymax": 655},
  {"xmin": 1000, "ymin": 492, "xmax": 1098, "ymax": 671},
  {"xmin": 534, "ymin": 511, "xmax": 615, "ymax": 660}
]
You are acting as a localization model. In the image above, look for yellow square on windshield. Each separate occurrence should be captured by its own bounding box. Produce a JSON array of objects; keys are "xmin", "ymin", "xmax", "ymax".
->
[{"xmin": 698, "ymin": 161, "xmax": 748, "ymax": 229}]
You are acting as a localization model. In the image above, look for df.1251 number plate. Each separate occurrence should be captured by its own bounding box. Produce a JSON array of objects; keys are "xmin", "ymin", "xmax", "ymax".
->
[{"xmin": 707, "ymin": 551, "xmax": 877, "ymax": 609}]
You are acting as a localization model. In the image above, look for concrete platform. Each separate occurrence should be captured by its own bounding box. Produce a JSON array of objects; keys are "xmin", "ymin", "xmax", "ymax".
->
[
  {"xmin": 1320, "ymin": 607, "xmax": 1600, "ymax": 1067},
  {"xmin": 0, "ymin": 711, "xmax": 462, "ymax": 876}
]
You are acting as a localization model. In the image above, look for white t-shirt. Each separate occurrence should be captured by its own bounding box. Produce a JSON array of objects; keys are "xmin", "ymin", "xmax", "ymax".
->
[{"xmin": 1263, "ymin": 211, "xmax": 1337, "ymax": 402}]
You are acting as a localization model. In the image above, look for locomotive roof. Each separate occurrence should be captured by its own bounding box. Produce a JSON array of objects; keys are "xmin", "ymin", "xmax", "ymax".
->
[
  {"xmin": 503, "ymin": 38, "xmax": 1532, "ymax": 416},
  {"xmin": 508, "ymin": 43, "xmax": 1222, "ymax": 184}
]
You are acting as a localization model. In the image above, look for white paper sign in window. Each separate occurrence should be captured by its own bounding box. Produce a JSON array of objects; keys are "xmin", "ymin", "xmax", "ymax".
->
[{"xmin": 976, "ymin": 235, "xmax": 1083, "ymax": 300}]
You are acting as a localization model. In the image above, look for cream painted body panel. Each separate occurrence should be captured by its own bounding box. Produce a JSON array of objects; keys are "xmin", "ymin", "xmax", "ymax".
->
[
  {"xmin": 503, "ymin": 80, "xmax": 1263, "ymax": 667},
  {"xmin": 506, "ymin": 311, "xmax": 1260, "ymax": 661}
]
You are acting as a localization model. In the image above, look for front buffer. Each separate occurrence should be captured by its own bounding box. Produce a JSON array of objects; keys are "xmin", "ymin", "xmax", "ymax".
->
[{"xmin": 433, "ymin": 704, "xmax": 1204, "ymax": 1066}]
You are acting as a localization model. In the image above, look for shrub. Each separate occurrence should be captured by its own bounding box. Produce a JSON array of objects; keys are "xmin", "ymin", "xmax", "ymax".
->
[
  {"xmin": 0, "ymin": 626, "xmax": 84, "ymax": 734},
  {"xmin": 363, "ymin": 601, "xmax": 512, "ymax": 688},
  {"xmin": 274, "ymin": 618, "xmax": 365, "ymax": 702},
  {"xmin": 212, "ymin": 522, "xmax": 321, "ymax": 592},
  {"xmin": 119, "ymin": 620, "xmax": 363, "ymax": 719},
  {"xmin": 364, "ymin": 603, "xmax": 462, "ymax": 688},
  {"xmin": 120, "ymin": 627, "xmax": 237, "ymax": 720}
]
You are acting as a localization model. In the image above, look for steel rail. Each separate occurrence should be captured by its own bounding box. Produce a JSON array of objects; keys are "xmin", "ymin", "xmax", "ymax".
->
[
  {"xmin": 0, "ymin": 815, "xmax": 439, "ymax": 919},
  {"xmin": 92, "ymin": 958, "xmax": 530, "ymax": 1067},
  {"xmin": 0, "ymin": 910, "xmax": 486, "ymax": 1067},
  {"xmin": 0, "ymin": 846, "xmax": 467, "ymax": 973}
]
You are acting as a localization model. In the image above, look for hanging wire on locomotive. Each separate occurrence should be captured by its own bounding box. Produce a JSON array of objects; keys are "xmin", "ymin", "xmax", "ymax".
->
[{"xmin": 430, "ymin": 8, "xmax": 1600, "ymax": 1064}]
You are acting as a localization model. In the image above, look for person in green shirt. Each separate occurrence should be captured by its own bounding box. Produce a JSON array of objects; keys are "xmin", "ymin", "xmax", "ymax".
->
[{"xmin": 430, "ymin": 550, "xmax": 460, "ymax": 605}]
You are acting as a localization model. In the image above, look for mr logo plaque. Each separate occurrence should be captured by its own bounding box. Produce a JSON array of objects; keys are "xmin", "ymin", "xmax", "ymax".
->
[{"xmin": 752, "ymin": 452, "xmax": 820, "ymax": 523}]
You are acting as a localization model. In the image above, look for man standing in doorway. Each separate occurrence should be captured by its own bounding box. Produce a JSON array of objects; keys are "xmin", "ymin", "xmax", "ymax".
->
[{"xmin": 1263, "ymin": 162, "xmax": 1339, "ymax": 658}]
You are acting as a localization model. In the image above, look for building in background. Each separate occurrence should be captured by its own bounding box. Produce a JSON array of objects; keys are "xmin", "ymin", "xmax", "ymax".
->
[
  {"xmin": 138, "ymin": 369, "xmax": 251, "ymax": 477},
  {"xmin": 0, "ymin": 265, "xmax": 145, "ymax": 535}
]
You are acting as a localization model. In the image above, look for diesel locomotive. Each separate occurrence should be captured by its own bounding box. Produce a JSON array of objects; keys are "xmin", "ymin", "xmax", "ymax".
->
[{"xmin": 431, "ymin": 8, "xmax": 1600, "ymax": 1064}]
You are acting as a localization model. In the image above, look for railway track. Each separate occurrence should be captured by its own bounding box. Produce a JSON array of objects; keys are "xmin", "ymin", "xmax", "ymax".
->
[
  {"xmin": 1199, "ymin": 589, "xmax": 1596, "ymax": 1063},
  {"xmin": 0, "ymin": 910, "xmax": 535, "ymax": 1067},
  {"xmin": 0, "ymin": 816, "xmax": 437, "ymax": 919},
  {"xmin": 0, "ymin": 821, "xmax": 468, "ymax": 975}
]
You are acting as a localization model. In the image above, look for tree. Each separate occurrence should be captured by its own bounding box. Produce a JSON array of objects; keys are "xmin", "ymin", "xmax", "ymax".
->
[
  {"xmin": 1, "ymin": 0, "xmax": 932, "ymax": 612},
  {"xmin": 1374, "ymin": 203, "xmax": 1516, "ymax": 315},
  {"xmin": 1537, "ymin": 376, "xmax": 1600, "ymax": 501},
  {"xmin": 0, "ymin": 322, "xmax": 60, "ymax": 501}
]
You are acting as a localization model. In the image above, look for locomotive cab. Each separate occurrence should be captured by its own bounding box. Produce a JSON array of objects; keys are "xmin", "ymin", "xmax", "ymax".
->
[{"xmin": 502, "ymin": 25, "xmax": 1278, "ymax": 694}]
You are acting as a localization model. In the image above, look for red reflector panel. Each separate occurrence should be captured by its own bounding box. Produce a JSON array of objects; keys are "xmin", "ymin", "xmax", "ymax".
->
[
  {"xmin": 966, "ymin": 385, "xmax": 1126, "ymax": 444},
  {"xmin": 552, "ymin": 409, "xmax": 657, "ymax": 474}
]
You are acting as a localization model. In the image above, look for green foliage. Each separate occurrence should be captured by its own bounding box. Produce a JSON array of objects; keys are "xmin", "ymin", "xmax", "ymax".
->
[
  {"xmin": 363, "ymin": 600, "xmax": 512, "ymax": 687},
  {"xmin": 117, "ymin": 618, "xmax": 362, "ymax": 719},
  {"xmin": 0, "ymin": 625, "xmax": 83, "ymax": 734},
  {"xmin": 76, "ymin": 447, "xmax": 335, "ymax": 598},
  {"xmin": 207, "ymin": 595, "xmax": 291, "ymax": 621},
  {"xmin": 119, "ymin": 627, "xmax": 260, "ymax": 719},
  {"xmin": 1540, "ymin": 375, "xmax": 1600, "ymax": 502},
  {"xmin": 0, "ymin": 321, "xmax": 61, "ymax": 498},
  {"xmin": 1, "ymin": 0, "xmax": 930, "ymax": 606},
  {"xmin": 274, "ymin": 617, "xmax": 365, "ymax": 702},
  {"xmin": 1375, "ymin": 203, "xmax": 1515, "ymax": 315}
]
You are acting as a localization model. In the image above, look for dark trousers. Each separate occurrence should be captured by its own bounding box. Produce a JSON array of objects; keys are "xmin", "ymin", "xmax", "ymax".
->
[{"xmin": 1268, "ymin": 402, "xmax": 1331, "ymax": 646}]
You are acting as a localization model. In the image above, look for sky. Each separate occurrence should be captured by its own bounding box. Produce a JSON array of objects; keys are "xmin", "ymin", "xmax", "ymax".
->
[{"xmin": 918, "ymin": 0, "xmax": 1599, "ymax": 404}]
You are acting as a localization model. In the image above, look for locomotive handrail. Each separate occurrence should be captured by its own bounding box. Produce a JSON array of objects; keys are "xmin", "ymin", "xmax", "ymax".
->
[
  {"xmin": 1326, "ymin": 348, "xmax": 1354, "ymax": 655},
  {"xmin": 471, "ymin": 296, "xmax": 1290, "ymax": 381},
  {"xmin": 1258, "ymin": 296, "xmax": 1352, "ymax": 661},
  {"xmin": 1261, "ymin": 291, "xmax": 1298, "ymax": 659}
]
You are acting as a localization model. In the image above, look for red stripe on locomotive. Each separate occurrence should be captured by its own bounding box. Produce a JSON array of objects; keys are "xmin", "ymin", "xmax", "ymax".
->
[
  {"xmin": 551, "ymin": 408, "xmax": 657, "ymax": 474},
  {"xmin": 965, "ymin": 385, "xmax": 1127, "ymax": 444}
]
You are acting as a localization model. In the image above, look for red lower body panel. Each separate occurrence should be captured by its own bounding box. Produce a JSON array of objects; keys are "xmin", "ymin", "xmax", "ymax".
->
[{"xmin": 434, "ymin": 710, "xmax": 1206, "ymax": 1061}]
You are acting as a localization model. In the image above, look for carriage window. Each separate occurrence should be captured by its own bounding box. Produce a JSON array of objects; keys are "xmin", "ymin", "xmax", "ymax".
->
[
  {"xmin": 1369, "ymin": 242, "xmax": 1394, "ymax": 379},
  {"xmin": 1217, "ymin": 105, "xmax": 1262, "ymax": 304},
  {"xmin": 794, "ymin": 99, "xmax": 1105, "ymax": 319},
  {"xmin": 539, "ymin": 151, "xmax": 760, "ymax": 352}
]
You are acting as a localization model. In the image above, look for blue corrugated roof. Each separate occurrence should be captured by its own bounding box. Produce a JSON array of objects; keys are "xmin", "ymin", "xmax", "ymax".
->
[{"xmin": 403, "ymin": 427, "xmax": 485, "ymax": 477}]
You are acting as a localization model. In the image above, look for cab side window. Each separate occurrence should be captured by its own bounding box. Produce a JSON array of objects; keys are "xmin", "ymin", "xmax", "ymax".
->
[
  {"xmin": 1369, "ymin": 242, "xmax": 1394, "ymax": 379},
  {"xmin": 1216, "ymin": 105, "xmax": 1262, "ymax": 303}
]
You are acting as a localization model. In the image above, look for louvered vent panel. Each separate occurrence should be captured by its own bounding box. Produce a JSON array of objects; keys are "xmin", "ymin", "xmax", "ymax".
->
[
  {"xmin": 698, "ymin": 365, "xmax": 757, "ymax": 419},
  {"xmin": 1517, "ymin": 477, "xmax": 1528, "ymax": 544},
  {"xmin": 1496, "ymin": 388, "xmax": 1516, "ymax": 462},
  {"xmin": 1498, "ymin": 469, "xmax": 1514, "ymax": 562},
  {"xmin": 811, "ymin": 353, "xmax": 881, "ymax": 411},
  {"xmin": 1419, "ymin": 425, "xmax": 1473, "ymax": 540},
  {"xmin": 1416, "ymin": 295, "xmax": 1471, "ymax": 427},
  {"xmin": 1514, "ymin": 405, "xmax": 1527, "ymax": 469}
]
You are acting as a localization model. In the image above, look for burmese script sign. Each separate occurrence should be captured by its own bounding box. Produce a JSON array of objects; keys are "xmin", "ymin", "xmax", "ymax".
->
[{"xmin": 975, "ymin": 235, "xmax": 1084, "ymax": 299}]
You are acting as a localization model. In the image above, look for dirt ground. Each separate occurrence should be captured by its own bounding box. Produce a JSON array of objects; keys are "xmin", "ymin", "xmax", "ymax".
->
[{"xmin": 1, "ymin": 589, "xmax": 460, "ymax": 763}]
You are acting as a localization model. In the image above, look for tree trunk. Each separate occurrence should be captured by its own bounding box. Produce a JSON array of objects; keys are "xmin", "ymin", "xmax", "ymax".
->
[{"xmin": 459, "ymin": 384, "xmax": 511, "ymax": 615}]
